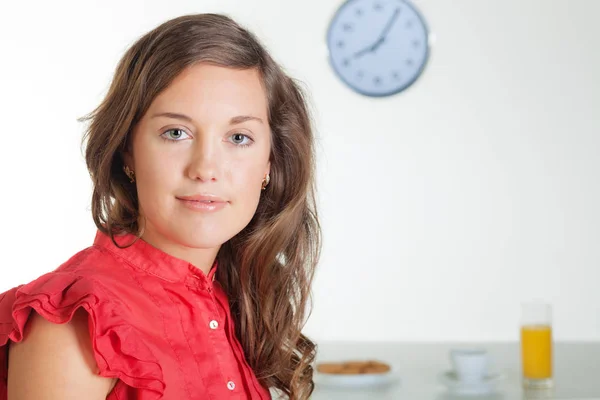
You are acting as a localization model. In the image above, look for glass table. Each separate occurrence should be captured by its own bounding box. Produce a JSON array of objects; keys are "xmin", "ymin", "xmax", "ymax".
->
[{"xmin": 303, "ymin": 341, "xmax": 600, "ymax": 400}]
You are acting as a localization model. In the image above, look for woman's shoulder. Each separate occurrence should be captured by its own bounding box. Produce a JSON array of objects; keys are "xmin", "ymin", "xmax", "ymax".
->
[
  {"xmin": 0, "ymin": 244, "xmax": 138, "ymax": 313},
  {"xmin": 0, "ymin": 241, "xmax": 160, "ymax": 351},
  {"xmin": 0, "ymin": 245, "xmax": 167, "ymax": 398},
  {"xmin": 53, "ymin": 240, "xmax": 144, "ymax": 290}
]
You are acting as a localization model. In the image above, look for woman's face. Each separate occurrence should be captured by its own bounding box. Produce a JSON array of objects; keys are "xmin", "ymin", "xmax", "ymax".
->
[{"xmin": 124, "ymin": 63, "xmax": 271, "ymax": 268}]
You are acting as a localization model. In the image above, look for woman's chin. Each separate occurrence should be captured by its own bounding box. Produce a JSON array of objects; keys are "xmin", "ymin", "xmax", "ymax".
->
[{"xmin": 170, "ymin": 231, "xmax": 230, "ymax": 249}]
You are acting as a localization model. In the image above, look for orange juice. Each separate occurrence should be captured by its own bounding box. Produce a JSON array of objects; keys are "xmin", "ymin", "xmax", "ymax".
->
[{"xmin": 521, "ymin": 325, "xmax": 552, "ymax": 379}]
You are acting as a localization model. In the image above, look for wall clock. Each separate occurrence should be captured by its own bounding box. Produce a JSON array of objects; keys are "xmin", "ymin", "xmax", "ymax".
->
[{"xmin": 326, "ymin": 0, "xmax": 430, "ymax": 97}]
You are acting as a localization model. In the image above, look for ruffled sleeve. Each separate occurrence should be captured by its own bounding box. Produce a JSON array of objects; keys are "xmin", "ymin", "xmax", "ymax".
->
[{"xmin": 0, "ymin": 272, "xmax": 165, "ymax": 398}]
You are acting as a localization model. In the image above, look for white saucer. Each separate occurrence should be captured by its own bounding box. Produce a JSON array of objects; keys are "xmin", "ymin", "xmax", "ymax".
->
[
  {"xmin": 438, "ymin": 370, "xmax": 504, "ymax": 395},
  {"xmin": 314, "ymin": 368, "xmax": 400, "ymax": 389}
]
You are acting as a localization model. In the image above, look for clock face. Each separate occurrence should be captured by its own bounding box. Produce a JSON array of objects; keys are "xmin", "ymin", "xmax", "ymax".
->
[{"xmin": 326, "ymin": 0, "xmax": 430, "ymax": 97}]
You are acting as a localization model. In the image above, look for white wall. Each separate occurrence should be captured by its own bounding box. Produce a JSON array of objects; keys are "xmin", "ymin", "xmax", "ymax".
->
[{"xmin": 0, "ymin": 0, "xmax": 598, "ymax": 342}]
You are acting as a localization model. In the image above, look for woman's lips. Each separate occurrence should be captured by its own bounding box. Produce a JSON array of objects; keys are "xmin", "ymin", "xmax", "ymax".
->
[
  {"xmin": 177, "ymin": 198, "xmax": 228, "ymax": 212},
  {"xmin": 176, "ymin": 193, "xmax": 229, "ymax": 212}
]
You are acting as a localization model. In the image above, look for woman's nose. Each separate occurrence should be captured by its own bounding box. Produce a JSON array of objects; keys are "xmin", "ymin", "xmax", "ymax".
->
[{"xmin": 186, "ymin": 135, "xmax": 221, "ymax": 182}]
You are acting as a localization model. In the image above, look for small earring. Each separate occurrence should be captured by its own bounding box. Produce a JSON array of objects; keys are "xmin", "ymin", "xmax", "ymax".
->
[
  {"xmin": 123, "ymin": 165, "xmax": 135, "ymax": 183},
  {"xmin": 261, "ymin": 173, "xmax": 270, "ymax": 190}
]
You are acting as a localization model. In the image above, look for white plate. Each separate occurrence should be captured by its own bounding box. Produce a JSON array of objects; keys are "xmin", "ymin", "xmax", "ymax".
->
[
  {"xmin": 438, "ymin": 370, "xmax": 504, "ymax": 395},
  {"xmin": 314, "ymin": 368, "xmax": 400, "ymax": 389}
]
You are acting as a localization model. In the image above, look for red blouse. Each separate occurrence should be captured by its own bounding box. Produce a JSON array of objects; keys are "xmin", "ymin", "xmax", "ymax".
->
[{"xmin": 0, "ymin": 229, "xmax": 272, "ymax": 400}]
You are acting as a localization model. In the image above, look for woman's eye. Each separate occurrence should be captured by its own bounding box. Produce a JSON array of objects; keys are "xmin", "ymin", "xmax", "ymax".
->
[
  {"xmin": 230, "ymin": 133, "xmax": 253, "ymax": 147},
  {"xmin": 161, "ymin": 128, "xmax": 190, "ymax": 141}
]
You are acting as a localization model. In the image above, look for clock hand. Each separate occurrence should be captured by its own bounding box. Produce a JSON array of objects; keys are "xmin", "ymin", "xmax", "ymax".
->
[
  {"xmin": 352, "ymin": 8, "xmax": 401, "ymax": 59},
  {"xmin": 372, "ymin": 8, "xmax": 401, "ymax": 51},
  {"xmin": 353, "ymin": 41, "xmax": 379, "ymax": 58}
]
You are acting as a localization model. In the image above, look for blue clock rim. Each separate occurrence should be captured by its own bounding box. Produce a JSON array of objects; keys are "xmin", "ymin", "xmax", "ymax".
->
[{"xmin": 325, "ymin": 0, "xmax": 431, "ymax": 97}]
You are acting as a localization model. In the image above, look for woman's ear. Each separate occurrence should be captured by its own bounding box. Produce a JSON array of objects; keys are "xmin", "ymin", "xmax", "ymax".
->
[
  {"xmin": 122, "ymin": 131, "xmax": 135, "ymax": 169},
  {"xmin": 123, "ymin": 150, "xmax": 134, "ymax": 170}
]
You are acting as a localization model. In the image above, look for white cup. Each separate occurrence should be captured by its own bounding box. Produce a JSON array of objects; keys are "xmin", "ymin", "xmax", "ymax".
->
[{"xmin": 450, "ymin": 349, "xmax": 489, "ymax": 384}]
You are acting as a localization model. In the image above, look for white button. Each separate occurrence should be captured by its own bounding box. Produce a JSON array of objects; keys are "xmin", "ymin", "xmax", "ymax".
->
[
  {"xmin": 227, "ymin": 380, "xmax": 235, "ymax": 390},
  {"xmin": 209, "ymin": 320, "xmax": 219, "ymax": 329}
]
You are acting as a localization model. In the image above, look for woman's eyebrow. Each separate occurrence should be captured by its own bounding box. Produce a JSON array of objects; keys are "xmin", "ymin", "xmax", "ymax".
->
[
  {"xmin": 229, "ymin": 115, "xmax": 264, "ymax": 125},
  {"xmin": 151, "ymin": 112, "xmax": 263, "ymax": 125},
  {"xmin": 151, "ymin": 112, "xmax": 193, "ymax": 122}
]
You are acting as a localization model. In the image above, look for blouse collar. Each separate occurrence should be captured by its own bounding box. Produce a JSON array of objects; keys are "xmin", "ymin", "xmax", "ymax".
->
[{"xmin": 93, "ymin": 229, "xmax": 217, "ymax": 284}]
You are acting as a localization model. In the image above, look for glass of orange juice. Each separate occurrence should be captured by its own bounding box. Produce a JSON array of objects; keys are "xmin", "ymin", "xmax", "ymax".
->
[{"xmin": 520, "ymin": 301, "xmax": 553, "ymax": 389}]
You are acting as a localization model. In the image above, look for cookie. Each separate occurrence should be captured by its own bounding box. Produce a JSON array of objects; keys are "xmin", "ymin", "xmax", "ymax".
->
[
  {"xmin": 365, "ymin": 361, "xmax": 391, "ymax": 373},
  {"xmin": 316, "ymin": 363, "xmax": 346, "ymax": 374},
  {"xmin": 316, "ymin": 360, "xmax": 391, "ymax": 375}
]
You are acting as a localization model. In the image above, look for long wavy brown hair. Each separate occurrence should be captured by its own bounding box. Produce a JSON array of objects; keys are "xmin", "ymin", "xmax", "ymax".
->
[{"xmin": 77, "ymin": 13, "xmax": 321, "ymax": 399}]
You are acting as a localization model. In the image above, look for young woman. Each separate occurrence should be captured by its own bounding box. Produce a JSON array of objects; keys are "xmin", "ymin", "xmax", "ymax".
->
[{"xmin": 0, "ymin": 13, "xmax": 320, "ymax": 400}]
